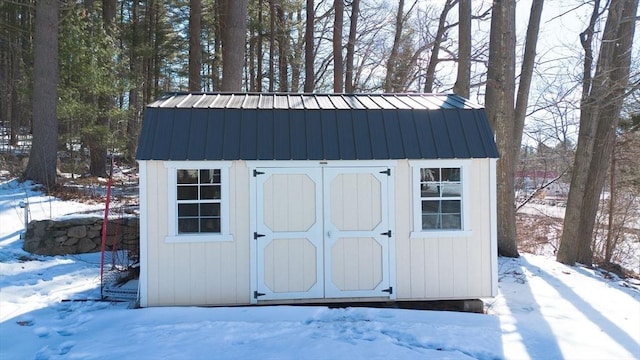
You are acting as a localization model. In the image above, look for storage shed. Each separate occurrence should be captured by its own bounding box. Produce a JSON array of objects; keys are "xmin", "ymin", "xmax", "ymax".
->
[{"xmin": 136, "ymin": 92, "xmax": 499, "ymax": 307}]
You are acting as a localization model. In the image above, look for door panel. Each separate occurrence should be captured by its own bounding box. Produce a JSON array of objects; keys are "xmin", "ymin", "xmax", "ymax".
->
[
  {"xmin": 324, "ymin": 168, "xmax": 390, "ymax": 298},
  {"xmin": 255, "ymin": 167, "xmax": 391, "ymax": 301},
  {"xmin": 256, "ymin": 168, "xmax": 323, "ymax": 300}
]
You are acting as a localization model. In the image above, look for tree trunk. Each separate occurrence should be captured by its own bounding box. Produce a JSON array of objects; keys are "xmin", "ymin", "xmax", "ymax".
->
[
  {"xmin": 221, "ymin": 0, "xmax": 247, "ymax": 91},
  {"xmin": 453, "ymin": 0, "xmax": 470, "ymax": 98},
  {"xmin": 332, "ymin": 0, "xmax": 344, "ymax": 93},
  {"xmin": 485, "ymin": 0, "xmax": 518, "ymax": 257},
  {"xmin": 277, "ymin": 5, "xmax": 288, "ymax": 92},
  {"xmin": 24, "ymin": 0, "xmax": 59, "ymax": 187},
  {"xmin": 189, "ymin": 0, "xmax": 202, "ymax": 91},
  {"xmin": 268, "ymin": 0, "xmax": 276, "ymax": 92},
  {"xmin": 558, "ymin": 0, "xmax": 637, "ymax": 266},
  {"xmin": 384, "ymin": 0, "xmax": 404, "ymax": 93},
  {"xmin": 423, "ymin": 0, "xmax": 455, "ymax": 93},
  {"xmin": 345, "ymin": 0, "xmax": 359, "ymax": 93},
  {"xmin": 304, "ymin": 0, "xmax": 314, "ymax": 92}
]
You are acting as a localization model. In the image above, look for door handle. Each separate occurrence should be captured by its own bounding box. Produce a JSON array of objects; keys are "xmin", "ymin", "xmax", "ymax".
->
[{"xmin": 327, "ymin": 230, "xmax": 332, "ymax": 238}]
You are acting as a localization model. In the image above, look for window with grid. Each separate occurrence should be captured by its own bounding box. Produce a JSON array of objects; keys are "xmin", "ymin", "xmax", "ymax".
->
[
  {"xmin": 176, "ymin": 169, "xmax": 222, "ymax": 233},
  {"xmin": 419, "ymin": 167, "xmax": 462, "ymax": 230}
]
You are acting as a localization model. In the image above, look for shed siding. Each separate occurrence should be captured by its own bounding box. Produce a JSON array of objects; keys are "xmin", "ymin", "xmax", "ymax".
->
[
  {"xmin": 394, "ymin": 159, "xmax": 493, "ymax": 300},
  {"xmin": 141, "ymin": 158, "xmax": 493, "ymax": 306},
  {"xmin": 142, "ymin": 161, "xmax": 250, "ymax": 307}
]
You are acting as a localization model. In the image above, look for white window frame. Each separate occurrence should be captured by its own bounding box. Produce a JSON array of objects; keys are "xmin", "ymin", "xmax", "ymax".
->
[
  {"xmin": 165, "ymin": 161, "xmax": 233, "ymax": 243},
  {"xmin": 409, "ymin": 160, "xmax": 472, "ymax": 238}
]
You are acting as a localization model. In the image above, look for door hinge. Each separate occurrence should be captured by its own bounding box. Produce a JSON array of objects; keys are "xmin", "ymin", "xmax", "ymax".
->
[
  {"xmin": 254, "ymin": 291, "xmax": 265, "ymax": 299},
  {"xmin": 253, "ymin": 169, "xmax": 265, "ymax": 177},
  {"xmin": 380, "ymin": 230, "xmax": 392, "ymax": 237},
  {"xmin": 254, "ymin": 232, "xmax": 265, "ymax": 240},
  {"xmin": 382, "ymin": 287, "xmax": 393, "ymax": 294},
  {"xmin": 380, "ymin": 168, "xmax": 391, "ymax": 176}
]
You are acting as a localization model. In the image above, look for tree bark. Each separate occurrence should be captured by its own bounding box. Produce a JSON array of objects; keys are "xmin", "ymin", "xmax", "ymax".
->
[
  {"xmin": 189, "ymin": 0, "xmax": 202, "ymax": 91},
  {"xmin": 384, "ymin": 0, "xmax": 404, "ymax": 93},
  {"xmin": 304, "ymin": 0, "xmax": 315, "ymax": 92},
  {"xmin": 332, "ymin": 0, "xmax": 344, "ymax": 93},
  {"xmin": 221, "ymin": 0, "xmax": 248, "ymax": 91},
  {"xmin": 453, "ymin": 0, "xmax": 470, "ymax": 97},
  {"xmin": 485, "ymin": 0, "xmax": 518, "ymax": 257},
  {"xmin": 24, "ymin": 0, "xmax": 59, "ymax": 187},
  {"xmin": 345, "ymin": 0, "xmax": 359, "ymax": 93}
]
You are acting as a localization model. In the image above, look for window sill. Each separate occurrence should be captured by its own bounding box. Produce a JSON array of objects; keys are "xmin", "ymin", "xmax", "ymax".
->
[
  {"xmin": 410, "ymin": 230, "xmax": 473, "ymax": 239},
  {"xmin": 165, "ymin": 234, "xmax": 234, "ymax": 243}
]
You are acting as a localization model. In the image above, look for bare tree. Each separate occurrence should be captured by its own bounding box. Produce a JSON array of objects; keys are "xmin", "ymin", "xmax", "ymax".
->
[
  {"xmin": 333, "ymin": 0, "xmax": 344, "ymax": 92},
  {"xmin": 304, "ymin": 0, "xmax": 315, "ymax": 92},
  {"xmin": 24, "ymin": 0, "xmax": 59, "ymax": 187},
  {"xmin": 423, "ymin": 0, "xmax": 456, "ymax": 93},
  {"xmin": 189, "ymin": 0, "xmax": 202, "ymax": 91},
  {"xmin": 345, "ymin": 0, "xmax": 359, "ymax": 93},
  {"xmin": 486, "ymin": 0, "xmax": 544, "ymax": 257},
  {"xmin": 384, "ymin": 0, "xmax": 404, "ymax": 93},
  {"xmin": 558, "ymin": 0, "xmax": 638, "ymax": 266},
  {"xmin": 453, "ymin": 0, "xmax": 470, "ymax": 97}
]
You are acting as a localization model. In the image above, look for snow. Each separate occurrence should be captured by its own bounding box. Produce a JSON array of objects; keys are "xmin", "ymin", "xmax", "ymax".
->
[{"xmin": 1, "ymin": 180, "xmax": 639, "ymax": 359}]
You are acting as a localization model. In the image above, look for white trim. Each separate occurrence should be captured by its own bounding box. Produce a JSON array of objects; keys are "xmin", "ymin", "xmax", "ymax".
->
[
  {"xmin": 489, "ymin": 158, "xmax": 498, "ymax": 296},
  {"xmin": 137, "ymin": 160, "xmax": 148, "ymax": 308},
  {"xmin": 249, "ymin": 167, "xmax": 258, "ymax": 304},
  {"xmin": 164, "ymin": 161, "xmax": 234, "ymax": 243},
  {"xmin": 246, "ymin": 160, "xmax": 398, "ymax": 169},
  {"xmin": 408, "ymin": 160, "xmax": 472, "ymax": 235}
]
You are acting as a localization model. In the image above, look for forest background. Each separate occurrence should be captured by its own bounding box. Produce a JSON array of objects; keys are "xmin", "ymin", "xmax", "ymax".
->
[{"xmin": 0, "ymin": 0, "xmax": 638, "ymax": 269}]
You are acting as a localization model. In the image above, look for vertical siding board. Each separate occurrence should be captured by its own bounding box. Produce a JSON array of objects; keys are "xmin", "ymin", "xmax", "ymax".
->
[
  {"xmin": 173, "ymin": 245, "xmax": 192, "ymax": 304},
  {"xmin": 233, "ymin": 162, "xmax": 251, "ymax": 303},
  {"xmin": 409, "ymin": 239, "xmax": 426, "ymax": 297},
  {"xmin": 394, "ymin": 161, "xmax": 413, "ymax": 299},
  {"xmin": 189, "ymin": 243, "xmax": 207, "ymax": 304},
  {"xmin": 437, "ymin": 239, "xmax": 454, "ymax": 297},
  {"xmin": 424, "ymin": 240, "xmax": 439, "ymax": 298},
  {"xmin": 146, "ymin": 162, "xmax": 161, "ymax": 305}
]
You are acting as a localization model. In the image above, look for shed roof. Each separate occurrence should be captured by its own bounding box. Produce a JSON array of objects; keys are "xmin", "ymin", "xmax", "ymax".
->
[{"xmin": 136, "ymin": 93, "xmax": 498, "ymax": 161}]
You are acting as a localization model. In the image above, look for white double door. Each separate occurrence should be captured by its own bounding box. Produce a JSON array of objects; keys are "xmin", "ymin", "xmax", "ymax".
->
[{"xmin": 253, "ymin": 167, "xmax": 392, "ymax": 301}]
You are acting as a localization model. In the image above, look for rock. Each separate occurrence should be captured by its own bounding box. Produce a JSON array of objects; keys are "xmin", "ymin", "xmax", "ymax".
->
[
  {"xmin": 67, "ymin": 226, "xmax": 87, "ymax": 238},
  {"xmin": 78, "ymin": 238, "xmax": 96, "ymax": 253}
]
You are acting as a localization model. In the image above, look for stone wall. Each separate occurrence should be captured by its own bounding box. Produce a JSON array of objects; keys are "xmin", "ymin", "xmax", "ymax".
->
[{"xmin": 23, "ymin": 216, "xmax": 139, "ymax": 257}]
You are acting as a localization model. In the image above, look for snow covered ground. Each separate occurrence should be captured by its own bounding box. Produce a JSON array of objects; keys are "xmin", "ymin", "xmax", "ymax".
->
[{"xmin": 1, "ymin": 180, "xmax": 639, "ymax": 359}]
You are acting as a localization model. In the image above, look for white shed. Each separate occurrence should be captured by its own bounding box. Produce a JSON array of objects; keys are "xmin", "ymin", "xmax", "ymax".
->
[{"xmin": 135, "ymin": 93, "xmax": 499, "ymax": 307}]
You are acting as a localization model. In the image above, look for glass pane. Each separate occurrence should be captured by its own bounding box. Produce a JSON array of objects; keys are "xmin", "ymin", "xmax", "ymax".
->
[
  {"xmin": 200, "ymin": 185, "xmax": 221, "ymax": 200},
  {"xmin": 177, "ymin": 186, "xmax": 198, "ymax": 200},
  {"xmin": 421, "ymin": 183, "xmax": 439, "ymax": 197},
  {"xmin": 441, "ymin": 183, "xmax": 461, "ymax": 197},
  {"xmin": 178, "ymin": 203, "xmax": 198, "ymax": 217},
  {"xmin": 422, "ymin": 215, "xmax": 439, "ymax": 229},
  {"xmin": 200, "ymin": 203, "xmax": 220, "ymax": 216},
  {"xmin": 422, "ymin": 200, "xmax": 440, "ymax": 214},
  {"xmin": 441, "ymin": 168, "xmax": 460, "ymax": 181},
  {"xmin": 200, "ymin": 218, "xmax": 221, "ymax": 233},
  {"xmin": 441, "ymin": 214, "xmax": 461, "ymax": 229},
  {"xmin": 177, "ymin": 170, "xmax": 198, "ymax": 184},
  {"xmin": 200, "ymin": 169, "xmax": 221, "ymax": 184},
  {"xmin": 421, "ymin": 168, "xmax": 439, "ymax": 182},
  {"xmin": 441, "ymin": 200, "xmax": 461, "ymax": 214},
  {"xmin": 178, "ymin": 218, "xmax": 199, "ymax": 233}
]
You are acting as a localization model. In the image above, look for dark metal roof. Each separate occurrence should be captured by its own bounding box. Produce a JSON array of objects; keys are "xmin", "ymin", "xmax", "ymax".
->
[{"xmin": 136, "ymin": 93, "xmax": 498, "ymax": 161}]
